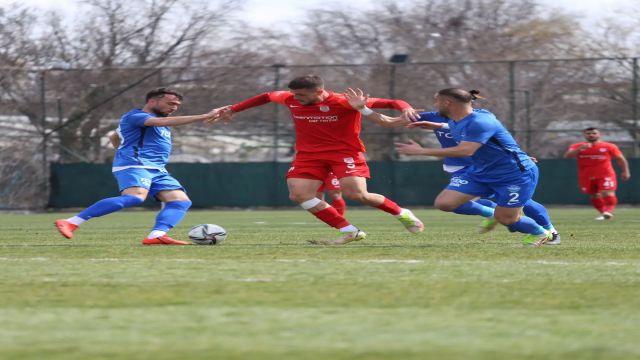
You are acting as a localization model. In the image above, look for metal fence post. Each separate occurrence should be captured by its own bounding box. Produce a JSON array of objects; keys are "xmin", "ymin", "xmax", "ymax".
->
[
  {"xmin": 40, "ymin": 70, "xmax": 49, "ymax": 206},
  {"xmin": 632, "ymin": 57, "xmax": 638, "ymax": 157}
]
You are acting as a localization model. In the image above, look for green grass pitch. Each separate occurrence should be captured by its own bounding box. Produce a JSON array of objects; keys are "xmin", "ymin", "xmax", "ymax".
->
[{"xmin": 1, "ymin": 207, "xmax": 639, "ymax": 359}]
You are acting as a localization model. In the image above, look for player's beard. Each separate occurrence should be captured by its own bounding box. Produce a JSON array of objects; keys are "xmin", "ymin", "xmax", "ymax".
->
[{"xmin": 150, "ymin": 106, "xmax": 170, "ymax": 117}]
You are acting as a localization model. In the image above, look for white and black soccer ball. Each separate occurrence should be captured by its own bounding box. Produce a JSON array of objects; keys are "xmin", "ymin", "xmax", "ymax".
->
[{"xmin": 188, "ymin": 224, "xmax": 227, "ymax": 245}]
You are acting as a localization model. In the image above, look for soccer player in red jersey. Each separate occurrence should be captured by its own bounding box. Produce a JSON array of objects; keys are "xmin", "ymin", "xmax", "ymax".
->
[
  {"xmin": 564, "ymin": 127, "xmax": 631, "ymax": 220},
  {"xmin": 316, "ymin": 172, "xmax": 346, "ymax": 215},
  {"xmin": 216, "ymin": 75, "xmax": 424, "ymax": 244}
]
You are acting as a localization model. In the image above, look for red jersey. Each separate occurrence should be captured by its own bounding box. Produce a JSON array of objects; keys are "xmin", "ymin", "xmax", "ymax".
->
[
  {"xmin": 230, "ymin": 91, "xmax": 411, "ymax": 155},
  {"xmin": 568, "ymin": 141, "xmax": 622, "ymax": 176}
]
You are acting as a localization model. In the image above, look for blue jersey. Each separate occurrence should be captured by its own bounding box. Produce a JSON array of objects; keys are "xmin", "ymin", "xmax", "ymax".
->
[
  {"xmin": 418, "ymin": 111, "xmax": 472, "ymax": 168},
  {"xmin": 448, "ymin": 109, "xmax": 534, "ymax": 182},
  {"xmin": 112, "ymin": 109, "xmax": 172, "ymax": 170}
]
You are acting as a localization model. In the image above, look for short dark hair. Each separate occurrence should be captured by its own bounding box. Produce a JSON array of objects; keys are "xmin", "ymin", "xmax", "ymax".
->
[
  {"xmin": 437, "ymin": 88, "xmax": 484, "ymax": 102},
  {"xmin": 584, "ymin": 127, "xmax": 599, "ymax": 132},
  {"xmin": 145, "ymin": 87, "xmax": 184, "ymax": 102},
  {"xmin": 288, "ymin": 75, "xmax": 324, "ymax": 90}
]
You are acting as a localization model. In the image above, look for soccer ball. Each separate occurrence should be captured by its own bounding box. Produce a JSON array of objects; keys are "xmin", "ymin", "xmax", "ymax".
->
[{"xmin": 188, "ymin": 224, "xmax": 227, "ymax": 245}]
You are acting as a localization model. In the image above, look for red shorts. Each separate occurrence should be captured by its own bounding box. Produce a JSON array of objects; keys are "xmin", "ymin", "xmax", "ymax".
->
[
  {"xmin": 317, "ymin": 173, "xmax": 341, "ymax": 192},
  {"xmin": 579, "ymin": 173, "xmax": 617, "ymax": 194},
  {"xmin": 287, "ymin": 152, "xmax": 370, "ymax": 181}
]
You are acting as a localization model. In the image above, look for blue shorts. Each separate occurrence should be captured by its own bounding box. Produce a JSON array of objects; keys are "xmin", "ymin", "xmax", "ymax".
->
[
  {"xmin": 113, "ymin": 168, "xmax": 185, "ymax": 198},
  {"xmin": 446, "ymin": 166, "xmax": 539, "ymax": 208}
]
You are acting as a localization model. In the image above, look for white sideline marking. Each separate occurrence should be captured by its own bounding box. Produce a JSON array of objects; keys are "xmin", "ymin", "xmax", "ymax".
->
[
  {"xmin": 253, "ymin": 221, "xmax": 268, "ymax": 224},
  {"xmin": 236, "ymin": 278, "xmax": 272, "ymax": 282},
  {"xmin": 356, "ymin": 259, "xmax": 424, "ymax": 264}
]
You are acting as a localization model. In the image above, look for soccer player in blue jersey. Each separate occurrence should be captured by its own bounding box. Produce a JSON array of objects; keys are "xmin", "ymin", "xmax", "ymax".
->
[
  {"xmin": 393, "ymin": 88, "xmax": 553, "ymax": 246},
  {"xmin": 54, "ymin": 88, "xmax": 223, "ymax": 245},
  {"xmin": 343, "ymin": 88, "xmax": 558, "ymax": 245},
  {"xmin": 409, "ymin": 111, "xmax": 560, "ymax": 244}
]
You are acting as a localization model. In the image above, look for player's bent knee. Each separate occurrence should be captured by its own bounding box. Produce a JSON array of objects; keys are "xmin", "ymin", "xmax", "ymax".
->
[
  {"xmin": 342, "ymin": 190, "xmax": 367, "ymax": 202},
  {"xmin": 434, "ymin": 199, "xmax": 458, "ymax": 212},
  {"xmin": 494, "ymin": 212, "xmax": 519, "ymax": 225}
]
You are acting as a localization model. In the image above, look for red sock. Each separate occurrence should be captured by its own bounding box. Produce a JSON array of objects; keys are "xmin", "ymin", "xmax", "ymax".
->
[
  {"xmin": 602, "ymin": 195, "xmax": 618, "ymax": 213},
  {"xmin": 331, "ymin": 198, "xmax": 346, "ymax": 216},
  {"xmin": 313, "ymin": 207, "xmax": 350, "ymax": 229},
  {"xmin": 591, "ymin": 197, "xmax": 605, "ymax": 213},
  {"xmin": 375, "ymin": 197, "xmax": 402, "ymax": 216}
]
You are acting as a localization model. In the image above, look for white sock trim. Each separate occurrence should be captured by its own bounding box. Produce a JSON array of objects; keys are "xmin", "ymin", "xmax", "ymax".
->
[
  {"xmin": 300, "ymin": 198, "xmax": 322, "ymax": 210},
  {"xmin": 147, "ymin": 230, "xmax": 167, "ymax": 239},
  {"xmin": 67, "ymin": 216, "xmax": 86, "ymax": 226}
]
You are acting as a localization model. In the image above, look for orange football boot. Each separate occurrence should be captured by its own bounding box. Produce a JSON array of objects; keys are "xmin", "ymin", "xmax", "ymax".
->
[
  {"xmin": 142, "ymin": 234, "xmax": 190, "ymax": 245},
  {"xmin": 54, "ymin": 219, "xmax": 78, "ymax": 239}
]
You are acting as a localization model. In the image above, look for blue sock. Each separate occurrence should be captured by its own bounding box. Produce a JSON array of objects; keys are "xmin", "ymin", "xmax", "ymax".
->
[
  {"xmin": 475, "ymin": 198, "xmax": 497, "ymax": 209},
  {"xmin": 453, "ymin": 201, "xmax": 495, "ymax": 218},
  {"xmin": 77, "ymin": 195, "xmax": 144, "ymax": 220},
  {"xmin": 523, "ymin": 199, "xmax": 554, "ymax": 230},
  {"xmin": 507, "ymin": 216, "xmax": 546, "ymax": 235},
  {"xmin": 152, "ymin": 200, "xmax": 192, "ymax": 232}
]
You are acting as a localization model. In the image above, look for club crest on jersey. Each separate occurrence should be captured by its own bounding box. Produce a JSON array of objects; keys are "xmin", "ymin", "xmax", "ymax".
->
[
  {"xmin": 507, "ymin": 185, "xmax": 521, "ymax": 193},
  {"xmin": 319, "ymin": 105, "xmax": 330, "ymax": 112},
  {"xmin": 449, "ymin": 177, "xmax": 469, "ymax": 187},
  {"xmin": 599, "ymin": 148, "xmax": 607, "ymax": 152},
  {"xmin": 343, "ymin": 157, "xmax": 355, "ymax": 164}
]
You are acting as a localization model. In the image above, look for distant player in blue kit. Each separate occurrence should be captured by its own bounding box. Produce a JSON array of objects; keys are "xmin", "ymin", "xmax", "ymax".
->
[
  {"xmin": 395, "ymin": 88, "xmax": 554, "ymax": 246},
  {"xmin": 54, "ymin": 88, "xmax": 223, "ymax": 245}
]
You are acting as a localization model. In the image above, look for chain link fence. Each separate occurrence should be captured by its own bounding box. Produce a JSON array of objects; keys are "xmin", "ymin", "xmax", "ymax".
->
[{"xmin": 1, "ymin": 57, "xmax": 638, "ymax": 209}]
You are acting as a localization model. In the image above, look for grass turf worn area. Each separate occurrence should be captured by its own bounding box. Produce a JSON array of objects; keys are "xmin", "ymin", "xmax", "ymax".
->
[{"xmin": 1, "ymin": 207, "xmax": 639, "ymax": 359}]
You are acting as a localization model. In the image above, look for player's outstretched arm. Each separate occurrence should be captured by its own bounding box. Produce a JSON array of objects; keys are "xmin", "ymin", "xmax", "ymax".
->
[
  {"xmin": 366, "ymin": 95, "xmax": 420, "ymax": 122},
  {"xmin": 344, "ymin": 88, "xmax": 412, "ymax": 128},
  {"xmin": 406, "ymin": 121, "xmax": 447, "ymax": 130},
  {"xmin": 144, "ymin": 107, "xmax": 224, "ymax": 127},
  {"xmin": 395, "ymin": 140, "xmax": 481, "ymax": 157}
]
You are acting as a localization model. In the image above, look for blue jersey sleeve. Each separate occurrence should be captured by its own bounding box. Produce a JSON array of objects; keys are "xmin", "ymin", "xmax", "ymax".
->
[
  {"xmin": 126, "ymin": 112, "xmax": 153, "ymax": 127},
  {"xmin": 462, "ymin": 117, "xmax": 498, "ymax": 144},
  {"xmin": 417, "ymin": 111, "xmax": 448, "ymax": 123}
]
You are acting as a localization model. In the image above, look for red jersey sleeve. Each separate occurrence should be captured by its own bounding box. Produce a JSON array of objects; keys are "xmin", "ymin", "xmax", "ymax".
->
[
  {"xmin": 230, "ymin": 91, "xmax": 291, "ymax": 112},
  {"xmin": 366, "ymin": 97, "xmax": 412, "ymax": 111},
  {"xmin": 607, "ymin": 143, "xmax": 623, "ymax": 158}
]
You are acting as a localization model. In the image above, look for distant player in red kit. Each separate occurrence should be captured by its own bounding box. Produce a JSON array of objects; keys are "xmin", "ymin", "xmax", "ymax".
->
[
  {"xmin": 564, "ymin": 127, "xmax": 631, "ymax": 220},
  {"xmin": 215, "ymin": 75, "xmax": 424, "ymax": 244},
  {"xmin": 316, "ymin": 173, "xmax": 346, "ymax": 215}
]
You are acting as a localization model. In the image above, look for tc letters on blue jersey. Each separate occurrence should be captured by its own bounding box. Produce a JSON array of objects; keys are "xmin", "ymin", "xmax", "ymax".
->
[{"xmin": 113, "ymin": 109, "xmax": 172, "ymax": 169}]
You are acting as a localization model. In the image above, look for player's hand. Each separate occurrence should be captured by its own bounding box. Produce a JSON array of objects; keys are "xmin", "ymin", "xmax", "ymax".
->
[
  {"xmin": 621, "ymin": 171, "xmax": 631, "ymax": 181},
  {"xmin": 395, "ymin": 139, "xmax": 426, "ymax": 156},
  {"xmin": 529, "ymin": 156, "xmax": 538, "ymax": 163},
  {"xmin": 402, "ymin": 108, "xmax": 421, "ymax": 122},
  {"xmin": 202, "ymin": 106, "xmax": 225, "ymax": 124},
  {"xmin": 211, "ymin": 106, "xmax": 234, "ymax": 124},
  {"xmin": 344, "ymin": 88, "xmax": 368, "ymax": 110}
]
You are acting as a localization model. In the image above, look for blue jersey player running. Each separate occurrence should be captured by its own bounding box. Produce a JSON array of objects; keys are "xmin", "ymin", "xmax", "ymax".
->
[
  {"xmin": 409, "ymin": 110, "xmax": 559, "ymax": 244},
  {"xmin": 54, "ymin": 88, "xmax": 223, "ymax": 245},
  {"xmin": 395, "ymin": 88, "xmax": 553, "ymax": 246}
]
